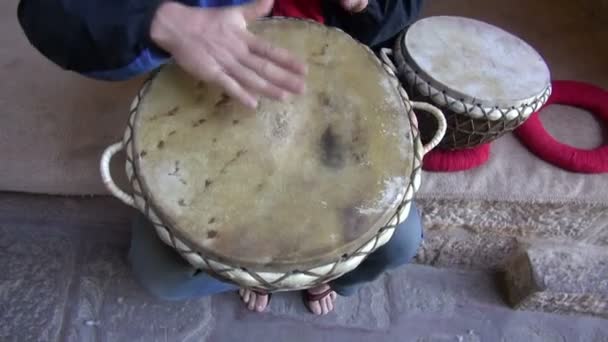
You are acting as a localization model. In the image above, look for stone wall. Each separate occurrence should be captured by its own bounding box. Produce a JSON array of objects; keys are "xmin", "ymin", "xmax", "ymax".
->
[
  {"xmin": 415, "ymin": 199, "xmax": 608, "ymax": 270},
  {"xmin": 415, "ymin": 198, "xmax": 608, "ymax": 318}
]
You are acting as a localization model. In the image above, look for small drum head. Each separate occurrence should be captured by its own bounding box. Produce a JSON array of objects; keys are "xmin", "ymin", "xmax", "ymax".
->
[
  {"xmin": 403, "ymin": 16, "xmax": 550, "ymax": 107},
  {"xmin": 130, "ymin": 19, "xmax": 415, "ymax": 272}
]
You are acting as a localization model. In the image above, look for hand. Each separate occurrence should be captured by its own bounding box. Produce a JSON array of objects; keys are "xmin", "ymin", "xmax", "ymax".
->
[
  {"xmin": 150, "ymin": 0, "xmax": 308, "ymax": 109},
  {"xmin": 338, "ymin": 0, "xmax": 368, "ymax": 12}
]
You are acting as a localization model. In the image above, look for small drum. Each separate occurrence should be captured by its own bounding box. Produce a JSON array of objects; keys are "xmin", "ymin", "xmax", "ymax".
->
[
  {"xmin": 101, "ymin": 18, "xmax": 446, "ymax": 292},
  {"xmin": 384, "ymin": 16, "xmax": 552, "ymax": 149}
]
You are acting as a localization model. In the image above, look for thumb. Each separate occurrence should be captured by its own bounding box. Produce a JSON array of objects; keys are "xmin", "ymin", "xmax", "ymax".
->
[
  {"xmin": 341, "ymin": 0, "xmax": 355, "ymax": 10},
  {"xmin": 341, "ymin": 0, "xmax": 367, "ymax": 12},
  {"xmin": 242, "ymin": 0, "xmax": 274, "ymax": 21}
]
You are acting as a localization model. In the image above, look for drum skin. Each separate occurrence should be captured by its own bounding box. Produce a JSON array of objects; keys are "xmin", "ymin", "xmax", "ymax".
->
[{"xmin": 120, "ymin": 18, "xmax": 425, "ymax": 291}]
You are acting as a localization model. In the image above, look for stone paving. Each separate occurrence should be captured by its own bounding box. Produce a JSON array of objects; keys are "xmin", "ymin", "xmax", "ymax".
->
[{"xmin": 1, "ymin": 194, "xmax": 607, "ymax": 342}]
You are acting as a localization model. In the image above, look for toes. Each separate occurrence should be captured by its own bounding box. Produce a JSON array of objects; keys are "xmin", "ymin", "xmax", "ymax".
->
[
  {"xmin": 327, "ymin": 297, "xmax": 335, "ymax": 312},
  {"xmin": 306, "ymin": 285, "xmax": 337, "ymax": 315},
  {"xmin": 248, "ymin": 292, "xmax": 257, "ymax": 311},
  {"xmin": 321, "ymin": 297, "xmax": 331, "ymax": 315},
  {"xmin": 240, "ymin": 288, "xmax": 251, "ymax": 303},
  {"xmin": 255, "ymin": 295, "xmax": 268, "ymax": 312},
  {"xmin": 240, "ymin": 289, "xmax": 271, "ymax": 312},
  {"xmin": 310, "ymin": 300, "xmax": 323, "ymax": 315}
]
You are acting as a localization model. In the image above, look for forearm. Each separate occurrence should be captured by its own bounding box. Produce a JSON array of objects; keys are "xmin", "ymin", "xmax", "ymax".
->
[{"xmin": 17, "ymin": 0, "xmax": 253, "ymax": 81}]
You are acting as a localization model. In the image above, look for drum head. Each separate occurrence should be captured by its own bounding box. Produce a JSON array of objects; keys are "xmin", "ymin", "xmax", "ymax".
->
[
  {"xmin": 131, "ymin": 19, "xmax": 414, "ymax": 271},
  {"xmin": 403, "ymin": 16, "xmax": 550, "ymax": 107}
]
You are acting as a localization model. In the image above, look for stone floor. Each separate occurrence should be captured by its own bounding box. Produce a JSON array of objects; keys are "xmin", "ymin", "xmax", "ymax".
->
[{"xmin": 1, "ymin": 193, "xmax": 607, "ymax": 342}]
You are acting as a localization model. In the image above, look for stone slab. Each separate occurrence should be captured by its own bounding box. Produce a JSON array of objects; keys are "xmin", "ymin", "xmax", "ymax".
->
[
  {"xmin": 418, "ymin": 198, "xmax": 608, "ymax": 244},
  {"xmin": 415, "ymin": 227, "xmax": 520, "ymax": 270},
  {"xmin": 62, "ymin": 240, "xmax": 216, "ymax": 342},
  {"xmin": 0, "ymin": 193, "xmax": 134, "ymax": 230},
  {"xmin": 503, "ymin": 244, "xmax": 608, "ymax": 319},
  {"xmin": 386, "ymin": 265, "xmax": 507, "ymax": 319},
  {"xmin": 2, "ymin": 193, "xmax": 608, "ymax": 342},
  {"xmin": 584, "ymin": 210, "xmax": 608, "ymax": 246},
  {"xmin": 208, "ymin": 264, "xmax": 608, "ymax": 342},
  {"xmin": 0, "ymin": 223, "xmax": 77, "ymax": 342}
]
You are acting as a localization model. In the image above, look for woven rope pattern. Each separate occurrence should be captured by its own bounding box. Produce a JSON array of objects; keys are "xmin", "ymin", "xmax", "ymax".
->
[
  {"xmin": 120, "ymin": 18, "xmax": 424, "ymax": 291},
  {"xmin": 393, "ymin": 32, "xmax": 551, "ymax": 149}
]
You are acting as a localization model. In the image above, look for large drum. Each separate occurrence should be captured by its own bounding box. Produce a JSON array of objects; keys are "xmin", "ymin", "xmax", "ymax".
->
[
  {"xmin": 101, "ymin": 18, "xmax": 446, "ymax": 292},
  {"xmin": 384, "ymin": 16, "xmax": 552, "ymax": 149}
]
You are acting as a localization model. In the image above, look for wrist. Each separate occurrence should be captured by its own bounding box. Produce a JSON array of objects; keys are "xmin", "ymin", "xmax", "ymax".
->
[{"xmin": 150, "ymin": 1, "xmax": 185, "ymax": 50}]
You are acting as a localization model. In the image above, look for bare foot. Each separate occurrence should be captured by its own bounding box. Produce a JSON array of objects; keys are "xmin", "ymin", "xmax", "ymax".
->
[
  {"xmin": 305, "ymin": 284, "xmax": 337, "ymax": 315},
  {"xmin": 238, "ymin": 288, "xmax": 270, "ymax": 312}
]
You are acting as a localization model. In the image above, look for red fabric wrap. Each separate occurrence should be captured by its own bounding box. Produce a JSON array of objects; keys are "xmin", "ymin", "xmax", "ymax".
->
[
  {"xmin": 422, "ymin": 144, "xmax": 491, "ymax": 172},
  {"xmin": 272, "ymin": 0, "xmax": 325, "ymax": 23},
  {"xmin": 515, "ymin": 80, "xmax": 608, "ymax": 174}
]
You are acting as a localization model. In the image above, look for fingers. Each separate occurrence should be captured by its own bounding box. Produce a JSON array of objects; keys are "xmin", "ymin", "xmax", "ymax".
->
[
  {"xmin": 218, "ymin": 48, "xmax": 289, "ymax": 101},
  {"xmin": 240, "ymin": 32, "xmax": 307, "ymax": 95},
  {"xmin": 226, "ymin": 32, "xmax": 309, "ymax": 101},
  {"xmin": 174, "ymin": 51, "xmax": 256, "ymax": 108},
  {"xmin": 242, "ymin": 0, "xmax": 275, "ymax": 21},
  {"xmin": 167, "ymin": 3, "xmax": 308, "ymax": 109},
  {"xmin": 238, "ymin": 53, "xmax": 305, "ymax": 96},
  {"xmin": 242, "ymin": 31, "xmax": 308, "ymax": 76},
  {"xmin": 215, "ymin": 73, "xmax": 259, "ymax": 109},
  {"xmin": 181, "ymin": 47, "xmax": 299, "ymax": 108}
]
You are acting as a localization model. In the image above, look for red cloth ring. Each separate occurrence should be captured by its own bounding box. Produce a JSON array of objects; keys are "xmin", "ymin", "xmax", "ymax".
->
[
  {"xmin": 422, "ymin": 144, "xmax": 491, "ymax": 172},
  {"xmin": 515, "ymin": 80, "xmax": 608, "ymax": 174}
]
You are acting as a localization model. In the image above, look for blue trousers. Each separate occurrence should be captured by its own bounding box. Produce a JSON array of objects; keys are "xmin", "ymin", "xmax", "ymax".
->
[{"xmin": 128, "ymin": 203, "xmax": 422, "ymax": 300}]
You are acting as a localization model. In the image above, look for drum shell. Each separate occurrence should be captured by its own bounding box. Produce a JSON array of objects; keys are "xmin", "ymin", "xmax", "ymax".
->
[
  {"xmin": 120, "ymin": 73, "xmax": 423, "ymax": 291},
  {"xmin": 392, "ymin": 29, "xmax": 551, "ymax": 150},
  {"xmin": 100, "ymin": 18, "xmax": 448, "ymax": 292}
]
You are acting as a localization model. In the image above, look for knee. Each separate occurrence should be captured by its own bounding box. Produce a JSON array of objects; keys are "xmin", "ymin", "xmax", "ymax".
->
[
  {"xmin": 333, "ymin": 285, "xmax": 358, "ymax": 297},
  {"xmin": 383, "ymin": 204, "xmax": 423, "ymax": 267},
  {"xmin": 398, "ymin": 233, "xmax": 422, "ymax": 262},
  {"xmin": 127, "ymin": 249, "xmax": 189, "ymax": 301},
  {"xmin": 142, "ymin": 282, "xmax": 189, "ymax": 301},
  {"xmin": 148, "ymin": 281, "xmax": 206, "ymax": 301},
  {"xmin": 127, "ymin": 216, "xmax": 193, "ymax": 301},
  {"xmin": 384, "ymin": 233, "xmax": 421, "ymax": 268}
]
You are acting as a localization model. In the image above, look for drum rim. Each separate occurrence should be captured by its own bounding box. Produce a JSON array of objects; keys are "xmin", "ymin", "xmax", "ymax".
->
[
  {"xmin": 125, "ymin": 17, "xmax": 424, "ymax": 275},
  {"xmin": 395, "ymin": 16, "xmax": 552, "ymax": 121}
]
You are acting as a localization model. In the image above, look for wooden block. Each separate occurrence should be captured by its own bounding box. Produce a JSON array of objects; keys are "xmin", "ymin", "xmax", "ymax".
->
[{"xmin": 503, "ymin": 244, "xmax": 608, "ymax": 318}]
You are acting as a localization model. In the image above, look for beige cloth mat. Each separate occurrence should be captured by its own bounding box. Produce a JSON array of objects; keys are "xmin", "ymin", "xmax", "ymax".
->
[
  {"xmin": 419, "ymin": 106, "xmax": 608, "ymax": 205},
  {"xmin": 1, "ymin": 0, "xmax": 607, "ymax": 205}
]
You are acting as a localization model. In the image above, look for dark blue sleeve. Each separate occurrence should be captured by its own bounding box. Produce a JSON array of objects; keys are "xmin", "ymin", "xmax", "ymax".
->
[
  {"xmin": 323, "ymin": 0, "xmax": 424, "ymax": 50},
  {"xmin": 17, "ymin": 0, "xmax": 252, "ymax": 81}
]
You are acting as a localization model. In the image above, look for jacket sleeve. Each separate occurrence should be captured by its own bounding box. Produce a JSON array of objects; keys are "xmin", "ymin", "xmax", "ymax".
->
[
  {"xmin": 17, "ymin": 0, "xmax": 252, "ymax": 81},
  {"xmin": 322, "ymin": 0, "xmax": 424, "ymax": 50}
]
